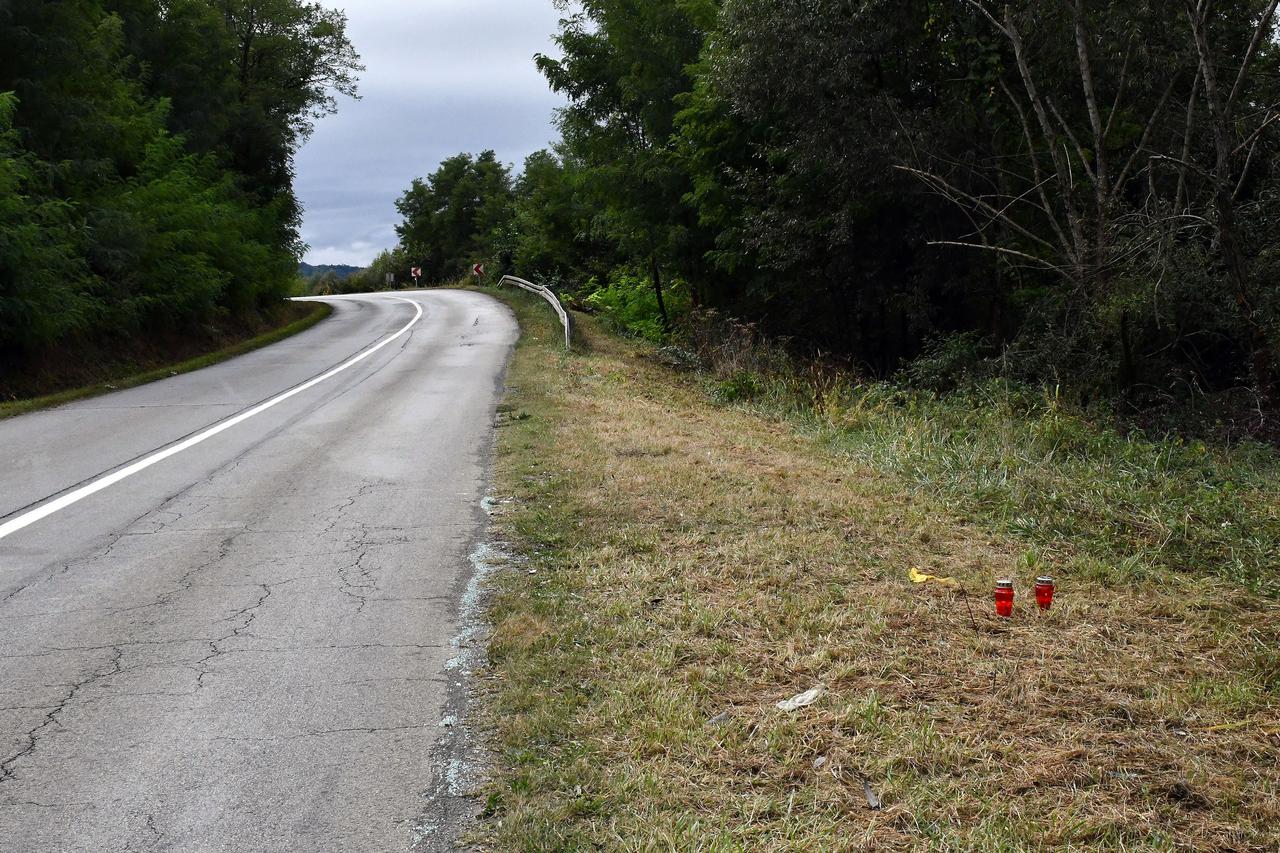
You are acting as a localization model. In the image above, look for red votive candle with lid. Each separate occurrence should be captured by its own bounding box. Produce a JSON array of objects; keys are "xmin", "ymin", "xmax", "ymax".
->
[
  {"xmin": 1035, "ymin": 576, "xmax": 1056, "ymax": 611},
  {"xmin": 994, "ymin": 579, "xmax": 1015, "ymax": 617}
]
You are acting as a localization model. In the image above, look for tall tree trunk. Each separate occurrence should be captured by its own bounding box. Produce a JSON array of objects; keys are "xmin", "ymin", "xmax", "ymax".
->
[
  {"xmin": 1119, "ymin": 307, "xmax": 1135, "ymax": 397},
  {"xmin": 650, "ymin": 255, "xmax": 670, "ymax": 333}
]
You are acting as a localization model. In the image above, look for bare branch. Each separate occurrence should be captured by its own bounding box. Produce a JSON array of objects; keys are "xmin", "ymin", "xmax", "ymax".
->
[
  {"xmin": 999, "ymin": 80, "xmax": 1073, "ymax": 256},
  {"xmin": 960, "ymin": 0, "xmax": 1009, "ymax": 35},
  {"xmin": 1227, "ymin": 0, "xmax": 1280, "ymax": 118},
  {"xmin": 1071, "ymin": 0, "xmax": 1108, "ymax": 198},
  {"xmin": 1047, "ymin": 96, "xmax": 1099, "ymax": 187},
  {"xmin": 1104, "ymin": 40, "xmax": 1134, "ymax": 141},
  {"xmin": 1003, "ymin": 9, "xmax": 1087, "ymax": 255},
  {"xmin": 1174, "ymin": 68, "xmax": 1201, "ymax": 212},
  {"xmin": 1231, "ymin": 107, "xmax": 1280, "ymax": 157},
  {"xmin": 894, "ymin": 165, "xmax": 1058, "ymax": 251},
  {"xmin": 1232, "ymin": 112, "xmax": 1279, "ymax": 201},
  {"xmin": 1185, "ymin": 1, "xmax": 1229, "ymax": 158},
  {"xmin": 927, "ymin": 241, "xmax": 1072, "ymax": 279},
  {"xmin": 1149, "ymin": 152, "xmax": 1211, "ymax": 179}
]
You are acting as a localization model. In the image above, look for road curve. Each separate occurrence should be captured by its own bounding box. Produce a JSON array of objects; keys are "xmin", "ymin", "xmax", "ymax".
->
[{"xmin": 0, "ymin": 289, "xmax": 518, "ymax": 851}]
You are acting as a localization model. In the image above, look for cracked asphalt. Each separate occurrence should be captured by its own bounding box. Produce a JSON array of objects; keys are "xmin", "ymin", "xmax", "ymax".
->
[{"xmin": 0, "ymin": 290, "xmax": 517, "ymax": 851}]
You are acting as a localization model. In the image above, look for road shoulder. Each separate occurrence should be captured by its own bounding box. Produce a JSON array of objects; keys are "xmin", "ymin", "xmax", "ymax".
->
[{"xmin": 473, "ymin": 289, "xmax": 1280, "ymax": 850}]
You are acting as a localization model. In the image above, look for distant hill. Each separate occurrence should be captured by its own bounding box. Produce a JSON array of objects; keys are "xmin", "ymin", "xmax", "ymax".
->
[{"xmin": 299, "ymin": 263, "xmax": 362, "ymax": 280}]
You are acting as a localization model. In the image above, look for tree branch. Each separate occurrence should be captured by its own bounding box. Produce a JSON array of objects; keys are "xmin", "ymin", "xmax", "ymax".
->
[
  {"xmin": 1227, "ymin": 0, "xmax": 1280, "ymax": 118},
  {"xmin": 927, "ymin": 240, "xmax": 1071, "ymax": 278}
]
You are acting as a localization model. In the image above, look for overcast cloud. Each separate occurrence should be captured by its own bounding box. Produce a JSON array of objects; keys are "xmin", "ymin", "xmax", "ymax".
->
[{"xmin": 295, "ymin": 0, "xmax": 568, "ymax": 267}]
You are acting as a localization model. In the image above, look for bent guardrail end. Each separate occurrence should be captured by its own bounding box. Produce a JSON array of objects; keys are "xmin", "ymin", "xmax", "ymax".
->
[{"xmin": 497, "ymin": 275, "xmax": 573, "ymax": 350}]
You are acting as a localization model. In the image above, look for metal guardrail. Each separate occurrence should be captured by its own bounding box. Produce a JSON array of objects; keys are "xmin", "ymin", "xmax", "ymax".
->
[{"xmin": 498, "ymin": 275, "xmax": 573, "ymax": 350}]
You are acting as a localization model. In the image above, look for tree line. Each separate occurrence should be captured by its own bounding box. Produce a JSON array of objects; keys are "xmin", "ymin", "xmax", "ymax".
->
[
  {"xmin": 0, "ymin": 0, "xmax": 361, "ymax": 380},
  {"xmin": 392, "ymin": 0, "xmax": 1280, "ymax": 431}
]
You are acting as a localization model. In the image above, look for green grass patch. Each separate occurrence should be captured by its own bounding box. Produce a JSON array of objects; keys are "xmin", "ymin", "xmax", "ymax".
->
[{"xmin": 707, "ymin": 370, "xmax": 1280, "ymax": 596}]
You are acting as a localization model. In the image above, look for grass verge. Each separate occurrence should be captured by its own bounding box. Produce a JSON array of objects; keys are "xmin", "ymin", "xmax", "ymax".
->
[
  {"xmin": 694, "ymin": 338, "xmax": 1280, "ymax": 596},
  {"xmin": 480, "ymin": 289, "xmax": 1279, "ymax": 851},
  {"xmin": 0, "ymin": 300, "xmax": 332, "ymax": 420}
]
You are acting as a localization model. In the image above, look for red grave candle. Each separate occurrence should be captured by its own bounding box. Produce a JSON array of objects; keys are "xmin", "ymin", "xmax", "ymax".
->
[
  {"xmin": 994, "ymin": 579, "xmax": 1014, "ymax": 618},
  {"xmin": 1035, "ymin": 576, "xmax": 1056, "ymax": 611}
]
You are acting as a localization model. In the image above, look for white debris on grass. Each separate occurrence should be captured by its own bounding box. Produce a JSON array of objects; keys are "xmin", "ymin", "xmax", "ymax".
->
[{"xmin": 776, "ymin": 685, "xmax": 825, "ymax": 712}]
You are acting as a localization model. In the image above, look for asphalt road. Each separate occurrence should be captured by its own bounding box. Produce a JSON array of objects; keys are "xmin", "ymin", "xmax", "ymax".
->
[{"xmin": 0, "ymin": 290, "xmax": 518, "ymax": 851}]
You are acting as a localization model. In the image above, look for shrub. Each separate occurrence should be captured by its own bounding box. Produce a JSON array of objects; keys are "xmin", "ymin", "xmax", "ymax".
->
[{"xmin": 584, "ymin": 267, "xmax": 687, "ymax": 342}]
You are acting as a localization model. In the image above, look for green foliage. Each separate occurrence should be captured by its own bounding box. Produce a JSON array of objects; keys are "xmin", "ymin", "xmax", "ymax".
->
[
  {"xmin": 712, "ymin": 371, "xmax": 763, "ymax": 403},
  {"xmin": 0, "ymin": 93, "xmax": 95, "ymax": 347},
  {"xmin": 376, "ymin": 0, "xmax": 1280, "ymax": 428},
  {"xmin": 0, "ymin": 0, "xmax": 359, "ymax": 382},
  {"xmin": 586, "ymin": 268, "xmax": 689, "ymax": 343},
  {"xmin": 105, "ymin": 135, "xmax": 290, "ymax": 325},
  {"xmin": 535, "ymin": 0, "xmax": 719, "ymax": 327},
  {"xmin": 395, "ymin": 151, "xmax": 514, "ymax": 282},
  {"xmin": 678, "ymin": 0, "xmax": 995, "ymax": 367},
  {"xmin": 510, "ymin": 149, "xmax": 606, "ymax": 280},
  {"xmin": 901, "ymin": 332, "xmax": 996, "ymax": 393},
  {"xmin": 107, "ymin": 0, "xmax": 362, "ymax": 207}
]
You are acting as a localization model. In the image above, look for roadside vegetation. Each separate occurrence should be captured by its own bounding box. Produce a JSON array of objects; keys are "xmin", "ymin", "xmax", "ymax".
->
[
  {"xmin": 479, "ymin": 289, "xmax": 1280, "ymax": 850},
  {"xmin": 684, "ymin": 313, "xmax": 1280, "ymax": 597},
  {"xmin": 426, "ymin": 18, "xmax": 1280, "ymax": 839},
  {"xmin": 0, "ymin": 0, "xmax": 361, "ymax": 396},
  {"xmin": 0, "ymin": 301, "xmax": 330, "ymax": 419}
]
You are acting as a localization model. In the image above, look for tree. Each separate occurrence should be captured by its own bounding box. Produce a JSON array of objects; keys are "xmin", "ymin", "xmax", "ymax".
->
[
  {"xmin": 0, "ymin": 0, "xmax": 361, "ymax": 386},
  {"xmin": 105, "ymin": 0, "xmax": 363, "ymax": 254},
  {"xmin": 901, "ymin": 0, "xmax": 1280, "ymax": 400},
  {"xmin": 0, "ymin": 93, "xmax": 93, "ymax": 349},
  {"xmin": 537, "ymin": 0, "xmax": 719, "ymax": 329},
  {"xmin": 1180, "ymin": 0, "xmax": 1280, "ymax": 399},
  {"xmin": 395, "ymin": 152, "xmax": 514, "ymax": 282},
  {"xmin": 510, "ymin": 149, "xmax": 607, "ymax": 281},
  {"xmin": 374, "ymin": 0, "xmax": 1280, "ymax": 424},
  {"xmin": 681, "ymin": 0, "xmax": 985, "ymax": 364}
]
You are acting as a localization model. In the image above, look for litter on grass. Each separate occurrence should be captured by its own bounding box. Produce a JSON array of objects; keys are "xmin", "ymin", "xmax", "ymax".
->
[
  {"xmin": 909, "ymin": 567, "xmax": 958, "ymax": 586},
  {"xmin": 776, "ymin": 686, "xmax": 825, "ymax": 712},
  {"xmin": 862, "ymin": 779, "xmax": 882, "ymax": 810}
]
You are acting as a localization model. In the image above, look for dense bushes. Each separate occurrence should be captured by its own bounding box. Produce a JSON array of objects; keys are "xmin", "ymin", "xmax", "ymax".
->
[
  {"xmin": 0, "ymin": 0, "xmax": 360, "ymax": 389},
  {"xmin": 586, "ymin": 269, "xmax": 691, "ymax": 342},
  {"xmin": 0, "ymin": 94, "xmax": 93, "ymax": 348}
]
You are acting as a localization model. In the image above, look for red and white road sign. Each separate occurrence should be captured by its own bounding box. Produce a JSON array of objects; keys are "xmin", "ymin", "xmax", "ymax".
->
[
  {"xmin": 472, "ymin": 263, "xmax": 485, "ymax": 277},
  {"xmin": 411, "ymin": 266, "xmax": 422, "ymax": 279}
]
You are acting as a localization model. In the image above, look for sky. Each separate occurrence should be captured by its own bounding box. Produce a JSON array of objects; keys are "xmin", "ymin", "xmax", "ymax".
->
[{"xmin": 294, "ymin": 0, "xmax": 569, "ymax": 267}]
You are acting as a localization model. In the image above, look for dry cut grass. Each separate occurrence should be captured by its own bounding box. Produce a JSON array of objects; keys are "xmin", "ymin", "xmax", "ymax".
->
[{"xmin": 479, "ymin": 290, "xmax": 1280, "ymax": 851}]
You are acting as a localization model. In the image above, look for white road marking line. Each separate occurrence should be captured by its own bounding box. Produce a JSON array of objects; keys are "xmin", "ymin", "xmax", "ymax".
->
[{"xmin": 0, "ymin": 296, "xmax": 424, "ymax": 542}]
